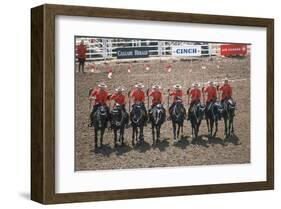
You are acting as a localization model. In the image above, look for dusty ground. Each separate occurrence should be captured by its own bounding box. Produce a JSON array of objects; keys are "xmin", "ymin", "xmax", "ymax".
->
[{"xmin": 75, "ymin": 56, "xmax": 250, "ymax": 171}]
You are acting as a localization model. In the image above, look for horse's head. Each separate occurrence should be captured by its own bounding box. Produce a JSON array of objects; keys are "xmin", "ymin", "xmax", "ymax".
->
[
  {"xmin": 155, "ymin": 103, "xmax": 163, "ymax": 110},
  {"xmin": 131, "ymin": 104, "xmax": 143, "ymax": 124},
  {"xmin": 115, "ymin": 103, "xmax": 122, "ymax": 110},
  {"xmin": 172, "ymin": 102, "xmax": 185, "ymax": 122},
  {"xmin": 196, "ymin": 103, "xmax": 206, "ymax": 120},
  {"xmin": 151, "ymin": 104, "xmax": 165, "ymax": 125},
  {"xmin": 227, "ymin": 98, "xmax": 236, "ymax": 108},
  {"xmin": 175, "ymin": 96, "xmax": 183, "ymax": 103},
  {"xmin": 95, "ymin": 105, "xmax": 109, "ymax": 128},
  {"xmin": 98, "ymin": 105, "xmax": 108, "ymax": 121},
  {"xmin": 225, "ymin": 98, "xmax": 236, "ymax": 116},
  {"xmin": 111, "ymin": 106, "xmax": 123, "ymax": 127}
]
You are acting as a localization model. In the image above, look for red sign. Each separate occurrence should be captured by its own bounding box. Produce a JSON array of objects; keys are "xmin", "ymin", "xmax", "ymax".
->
[{"xmin": 220, "ymin": 44, "xmax": 247, "ymax": 56}]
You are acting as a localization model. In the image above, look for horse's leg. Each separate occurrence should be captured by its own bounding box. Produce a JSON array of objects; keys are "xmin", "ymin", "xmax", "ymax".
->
[
  {"xmin": 100, "ymin": 128, "xmax": 105, "ymax": 147},
  {"xmin": 156, "ymin": 125, "xmax": 160, "ymax": 143},
  {"xmin": 152, "ymin": 124, "xmax": 155, "ymax": 145},
  {"xmin": 172, "ymin": 122, "xmax": 177, "ymax": 142},
  {"xmin": 191, "ymin": 123, "xmax": 196, "ymax": 143},
  {"xmin": 114, "ymin": 129, "xmax": 117, "ymax": 147},
  {"xmin": 224, "ymin": 116, "xmax": 228, "ymax": 138},
  {"xmin": 206, "ymin": 118, "xmax": 210, "ymax": 136},
  {"xmin": 94, "ymin": 128, "xmax": 98, "ymax": 148},
  {"xmin": 140, "ymin": 126, "xmax": 144, "ymax": 142},
  {"xmin": 195, "ymin": 123, "xmax": 198, "ymax": 139},
  {"xmin": 177, "ymin": 124, "xmax": 181, "ymax": 140},
  {"xmin": 230, "ymin": 116, "xmax": 234, "ymax": 135},
  {"xmin": 121, "ymin": 127, "xmax": 125, "ymax": 146},
  {"xmin": 209, "ymin": 119, "xmax": 214, "ymax": 143},
  {"xmin": 197, "ymin": 120, "xmax": 202, "ymax": 139},
  {"xmin": 118, "ymin": 128, "xmax": 121, "ymax": 145},
  {"xmin": 132, "ymin": 127, "xmax": 135, "ymax": 146},
  {"xmin": 136, "ymin": 127, "xmax": 139, "ymax": 144},
  {"xmin": 213, "ymin": 119, "xmax": 218, "ymax": 138},
  {"xmin": 228, "ymin": 117, "xmax": 231, "ymax": 136}
]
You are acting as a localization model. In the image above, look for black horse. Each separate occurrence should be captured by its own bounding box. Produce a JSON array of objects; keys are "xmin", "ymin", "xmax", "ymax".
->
[
  {"xmin": 149, "ymin": 103, "xmax": 166, "ymax": 145},
  {"xmin": 205, "ymin": 100, "xmax": 221, "ymax": 139},
  {"xmin": 110, "ymin": 104, "xmax": 129, "ymax": 147},
  {"xmin": 189, "ymin": 102, "xmax": 206, "ymax": 140},
  {"xmin": 130, "ymin": 103, "xmax": 146, "ymax": 146},
  {"xmin": 170, "ymin": 99, "xmax": 186, "ymax": 143},
  {"xmin": 221, "ymin": 98, "xmax": 236, "ymax": 138},
  {"xmin": 90, "ymin": 105, "xmax": 110, "ymax": 148}
]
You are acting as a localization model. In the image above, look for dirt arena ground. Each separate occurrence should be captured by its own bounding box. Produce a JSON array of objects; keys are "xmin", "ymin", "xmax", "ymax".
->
[{"xmin": 75, "ymin": 56, "xmax": 250, "ymax": 171}]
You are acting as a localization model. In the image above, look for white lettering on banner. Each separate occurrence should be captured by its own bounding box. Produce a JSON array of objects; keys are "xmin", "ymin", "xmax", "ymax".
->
[{"xmin": 172, "ymin": 45, "xmax": 202, "ymax": 56}]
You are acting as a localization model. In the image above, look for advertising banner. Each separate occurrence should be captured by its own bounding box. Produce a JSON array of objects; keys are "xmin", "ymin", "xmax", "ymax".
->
[
  {"xmin": 116, "ymin": 47, "xmax": 149, "ymax": 59},
  {"xmin": 171, "ymin": 45, "xmax": 202, "ymax": 57},
  {"xmin": 220, "ymin": 44, "xmax": 247, "ymax": 56}
]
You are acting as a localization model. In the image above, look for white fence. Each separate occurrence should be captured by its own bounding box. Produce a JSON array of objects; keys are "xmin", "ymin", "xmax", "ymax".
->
[{"xmin": 75, "ymin": 37, "xmax": 247, "ymax": 62}]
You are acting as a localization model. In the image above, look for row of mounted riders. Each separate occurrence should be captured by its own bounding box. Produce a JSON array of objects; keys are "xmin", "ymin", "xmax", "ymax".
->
[{"xmin": 88, "ymin": 80, "xmax": 236, "ymax": 148}]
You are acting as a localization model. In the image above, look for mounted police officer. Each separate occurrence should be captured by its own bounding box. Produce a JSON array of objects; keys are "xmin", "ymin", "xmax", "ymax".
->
[
  {"xmin": 219, "ymin": 77, "xmax": 233, "ymax": 109},
  {"xmin": 110, "ymin": 86, "xmax": 126, "ymax": 111},
  {"xmin": 167, "ymin": 84, "xmax": 186, "ymax": 120},
  {"xmin": 130, "ymin": 83, "xmax": 148, "ymax": 122},
  {"xmin": 148, "ymin": 84, "xmax": 165, "ymax": 122},
  {"xmin": 89, "ymin": 82, "xmax": 110, "ymax": 125},
  {"xmin": 187, "ymin": 82, "xmax": 201, "ymax": 121},
  {"xmin": 204, "ymin": 80, "xmax": 217, "ymax": 108}
]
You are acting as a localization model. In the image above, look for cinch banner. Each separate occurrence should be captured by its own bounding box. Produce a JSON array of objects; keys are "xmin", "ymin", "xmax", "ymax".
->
[
  {"xmin": 171, "ymin": 45, "xmax": 202, "ymax": 57},
  {"xmin": 220, "ymin": 44, "xmax": 247, "ymax": 56},
  {"xmin": 116, "ymin": 47, "xmax": 149, "ymax": 59}
]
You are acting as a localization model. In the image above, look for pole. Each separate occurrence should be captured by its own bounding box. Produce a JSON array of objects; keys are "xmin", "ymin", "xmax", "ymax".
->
[
  {"xmin": 146, "ymin": 88, "xmax": 150, "ymax": 108},
  {"xmin": 167, "ymin": 89, "xmax": 170, "ymax": 109},
  {"xmin": 88, "ymin": 88, "xmax": 94, "ymax": 126},
  {"xmin": 108, "ymin": 94, "xmax": 112, "ymax": 110},
  {"xmin": 187, "ymin": 88, "xmax": 190, "ymax": 104},
  {"xmin": 128, "ymin": 90, "xmax": 131, "ymax": 113}
]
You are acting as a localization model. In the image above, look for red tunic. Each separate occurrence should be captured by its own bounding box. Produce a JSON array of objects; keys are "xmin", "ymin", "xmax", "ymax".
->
[
  {"xmin": 91, "ymin": 88, "xmax": 108, "ymax": 105},
  {"xmin": 189, "ymin": 88, "xmax": 201, "ymax": 103},
  {"xmin": 76, "ymin": 44, "xmax": 87, "ymax": 59},
  {"xmin": 149, "ymin": 90, "xmax": 163, "ymax": 105},
  {"xmin": 204, "ymin": 86, "xmax": 217, "ymax": 102},
  {"xmin": 219, "ymin": 84, "xmax": 232, "ymax": 100},
  {"xmin": 130, "ymin": 89, "xmax": 145, "ymax": 103},
  {"xmin": 169, "ymin": 90, "xmax": 183, "ymax": 102},
  {"xmin": 110, "ymin": 93, "xmax": 126, "ymax": 105}
]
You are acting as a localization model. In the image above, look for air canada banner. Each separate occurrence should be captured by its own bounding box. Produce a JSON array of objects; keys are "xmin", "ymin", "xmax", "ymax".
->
[
  {"xmin": 116, "ymin": 47, "xmax": 149, "ymax": 59},
  {"xmin": 171, "ymin": 45, "xmax": 202, "ymax": 57},
  {"xmin": 220, "ymin": 44, "xmax": 248, "ymax": 56}
]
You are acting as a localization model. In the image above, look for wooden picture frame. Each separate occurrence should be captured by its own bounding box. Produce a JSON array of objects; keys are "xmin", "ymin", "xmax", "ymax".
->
[{"xmin": 31, "ymin": 4, "xmax": 274, "ymax": 204}]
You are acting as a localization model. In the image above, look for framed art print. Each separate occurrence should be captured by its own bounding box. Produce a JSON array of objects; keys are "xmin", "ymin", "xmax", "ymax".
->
[{"xmin": 31, "ymin": 4, "xmax": 274, "ymax": 204}]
